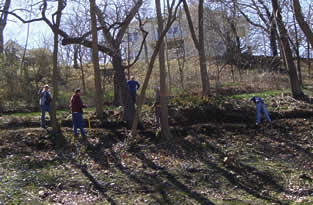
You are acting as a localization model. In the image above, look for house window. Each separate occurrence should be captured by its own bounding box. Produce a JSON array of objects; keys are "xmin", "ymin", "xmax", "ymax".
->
[
  {"xmin": 128, "ymin": 33, "xmax": 132, "ymax": 42},
  {"xmin": 167, "ymin": 26, "xmax": 181, "ymax": 38},
  {"xmin": 154, "ymin": 28, "xmax": 159, "ymax": 41},
  {"xmin": 129, "ymin": 52, "xmax": 134, "ymax": 60},
  {"xmin": 173, "ymin": 26, "xmax": 179, "ymax": 34},
  {"xmin": 128, "ymin": 32, "xmax": 139, "ymax": 42},
  {"xmin": 133, "ymin": 32, "xmax": 139, "ymax": 41}
]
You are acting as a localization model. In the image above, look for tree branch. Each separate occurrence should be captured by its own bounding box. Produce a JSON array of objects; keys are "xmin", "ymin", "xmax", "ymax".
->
[
  {"xmin": 125, "ymin": 16, "xmax": 148, "ymax": 69},
  {"xmin": 0, "ymin": 10, "xmax": 44, "ymax": 23},
  {"xmin": 116, "ymin": 0, "xmax": 143, "ymax": 44},
  {"xmin": 182, "ymin": 0, "xmax": 200, "ymax": 49}
]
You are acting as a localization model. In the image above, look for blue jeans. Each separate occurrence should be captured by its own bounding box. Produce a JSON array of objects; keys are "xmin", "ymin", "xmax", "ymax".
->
[
  {"xmin": 155, "ymin": 106, "xmax": 161, "ymax": 127},
  {"xmin": 256, "ymin": 102, "xmax": 271, "ymax": 124},
  {"xmin": 129, "ymin": 91, "xmax": 136, "ymax": 103},
  {"xmin": 72, "ymin": 112, "xmax": 86, "ymax": 137},
  {"xmin": 40, "ymin": 104, "xmax": 51, "ymax": 128}
]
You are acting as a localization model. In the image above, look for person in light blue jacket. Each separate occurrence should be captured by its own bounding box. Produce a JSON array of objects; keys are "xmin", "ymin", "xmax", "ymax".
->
[
  {"xmin": 249, "ymin": 96, "xmax": 272, "ymax": 125},
  {"xmin": 38, "ymin": 84, "xmax": 52, "ymax": 128}
]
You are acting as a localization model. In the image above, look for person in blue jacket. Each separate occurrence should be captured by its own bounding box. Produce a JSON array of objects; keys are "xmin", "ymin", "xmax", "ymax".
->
[
  {"xmin": 249, "ymin": 96, "xmax": 272, "ymax": 125},
  {"xmin": 38, "ymin": 84, "xmax": 52, "ymax": 128},
  {"xmin": 127, "ymin": 76, "xmax": 140, "ymax": 103}
]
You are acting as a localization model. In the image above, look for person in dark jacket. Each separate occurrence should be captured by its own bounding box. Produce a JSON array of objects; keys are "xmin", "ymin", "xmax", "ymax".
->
[
  {"xmin": 127, "ymin": 76, "xmax": 140, "ymax": 103},
  {"xmin": 70, "ymin": 88, "xmax": 88, "ymax": 137},
  {"xmin": 151, "ymin": 87, "xmax": 161, "ymax": 127},
  {"xmin": 38, "ymin": 84, "xmax": 52, "ymax": 128},
  {"xmin": 249, "ymin": 96, "xmax": 272, "ymax": 125}
]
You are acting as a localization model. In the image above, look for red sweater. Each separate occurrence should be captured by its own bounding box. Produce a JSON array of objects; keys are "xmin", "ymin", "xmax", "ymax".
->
[{"xmin": 70, "ymin": 94, "xmax": 85, "ymax": 113}]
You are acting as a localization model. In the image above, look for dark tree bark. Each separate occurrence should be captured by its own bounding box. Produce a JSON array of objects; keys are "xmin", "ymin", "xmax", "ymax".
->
[
  {"xmin": 51, "ymin": 0, "xmax": 66, "ymax": 138},
  {"xmin": 293, "ymin": 14, "xmax": 302, "ymax": 86},
  {"xmin": 269, "ymin": 17, "xmax": 278, "ymax": 56},
  {"xmin": 111, "ymin": 54, "xmax": 134, "ymax": 127},
  {"xmin": 0, "ymin": 0, "xmax": 11, "ymax": 54},
  {"xmin": 272, "ymin": 0, "xmax": 303, "ymax": 98},
  {"xmin": 292, "ymin": 0, "xmax": 313, "ymax": 49},
  {"xmin": 89, "ymin": 0, "xmax": 104, "ymax": 121}
]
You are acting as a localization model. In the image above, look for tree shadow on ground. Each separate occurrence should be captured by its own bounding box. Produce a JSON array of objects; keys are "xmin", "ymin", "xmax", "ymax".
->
[
  {"xmin": 47, "ymin": 133, "xmax": 119, "ymax": 205},
  {"xmin": 134, "ymin": 123, "xmax": 293, "ymax": 204},
  {"xmin": 72, "ymin": 126, "xmax": 215, "ymax": 204},
  {"xmin": 110, "ymin": 146, "xmax": 216, "ymax": 205}
]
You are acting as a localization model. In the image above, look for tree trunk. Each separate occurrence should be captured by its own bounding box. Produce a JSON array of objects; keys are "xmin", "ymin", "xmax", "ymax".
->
[
  {"xmin": 143, "ymin": 37, "xmax": 149, "ymax": 65},
  {"xmin": 79, "ymin": 53, "xmax": 86, "ymax": 92},
  {"xmin": 270, "ymin": 19, "xmax": 278, "ymax": 56},
  {"xmin": 198, "ymin": 0, "xmax": 210, "ymax": 96},
  {"xmin": 131, "ymin": 0, "xmax": 181, "ymax": 135},
  {"xmin": 183, "ymin": 0, "xmax": 209, "ymax": 96},
  {"xmin": 51, "ymin": 0, "xmax": 64, "ymax": 137},
  {"xmin": 272, "ymin": 0, "xmax": 303, "ymax": 98},
  {"xmin": 293, "ymin": 15, "xmax": 302, "ymax": 86},
  {"xmin": 112, "ymin": 55, "xmax": 135, "ymax": 127},
  {"xmin": 308, "ymin": 42, "xmax": 311, "ymax": 77},
  {"xmin": 112, "ymin": 55, "xmax": 127, "ymax": 106},
  {"xmin": 0, "ymin": 0, "xmax": 11, "ymax": 54},
  {"xmin": 165, "ymin": 41, "xmax": 172, "ymax": 96},
  {"xmin": 111, "ymin": 55, "xmax": 134, "ymax": 127},
  {"xmin": 112, "ymin": 53, "xmax": 127, "ymax": 107},
  {"xmin": 102, "ymin": 54, "xmax": 107, "ymax": 92},
  {"xmin": 93, "ymin": 1, "xmax": 142, "ymax": 109},
  {"xmin": 177, "ymin": 57, "xmax": 185, "ymax": 91},
  {"xmin": 89, "ymin": 0, "xmax": 104, "ymax": 121},
  {"xmin": 166, "ymin": 52, "xmax": 172, "ymax": 96},
  {"xmin": 292, "ymin": 0, "xmax": 313, "ymax": 49},
  {"xmin": 176, "ymin": 12, "xmax": 186, "ymax": 91},
  {"xmin": 155, "ymin": 0, "xmax": 170, "ymax": 138},
  {"xmin": 73, "ymin": 45, "xmax": 79, "ymax": 69},
  {"xmin": 113, "ymin": 75, "xmax": 121, "ymax": 106}
]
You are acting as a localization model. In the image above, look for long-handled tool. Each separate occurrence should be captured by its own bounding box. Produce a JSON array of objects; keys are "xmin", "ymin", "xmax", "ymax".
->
[{"xmin": 88, "ymin": 112, "xmax": 91, "ymax": 132}]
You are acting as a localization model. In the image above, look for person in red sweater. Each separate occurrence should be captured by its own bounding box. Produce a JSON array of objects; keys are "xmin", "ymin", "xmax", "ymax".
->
[{"xmin": 70, "ymin": 88, "xmax": 88, "ymax": 137}]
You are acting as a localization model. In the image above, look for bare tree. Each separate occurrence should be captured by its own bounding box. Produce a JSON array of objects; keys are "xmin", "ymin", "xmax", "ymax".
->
[
  {"xmin": 92, "ymin": 0, "xmax": 146, "ymax": 126},
  {"xmin": 291, "ymin": 11, "xmax": 303, "ymax": 86},
  {"xmin": 292, "ymin": 0, "xmax": 313, "ymax": 49},
  {"xmin": 156, "ymin": 0, "xmax": 170, "ymax": 137},
  {"xmin": 89, "ymin": 0, "xmax": 104, "ymax": 121},
  {"xmin": 51, "ymin": 0, "xmax": 66, "ymax": 137},
  {"xmin": 233, "ymin": 0, "xmax": 279, "ymax": 56},
  {"xmin": 272, "ymin": 0, "xmax": 303, "ymax": 98},
  {"xmin": 176, "ymin": 9, "xmax": 186, "ymax": 91},
  {"xmin": 4, "ymin": 0, "xmax": 147, "ymax": 127},
  {"xmin": 0, "ymin": 0, "xmax": 10, "ymax": 54},
  {"xmin": 132, "ymin": 0, "xmax": 182, "ymax": 137},
  {"xmin": 182, "ymin": 0, "xmax": 210, "ymax": 96}
]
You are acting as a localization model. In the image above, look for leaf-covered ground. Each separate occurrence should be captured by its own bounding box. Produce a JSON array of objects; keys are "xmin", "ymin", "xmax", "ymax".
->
[{"xmin": 0, "ymin": 95, "xmax": 313, "ymax": 205}]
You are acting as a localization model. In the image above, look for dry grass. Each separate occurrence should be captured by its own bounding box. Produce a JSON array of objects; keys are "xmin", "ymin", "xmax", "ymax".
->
[{"xmin": 75, "ymin": 57, "xmax": 294, "ymax": 98}]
